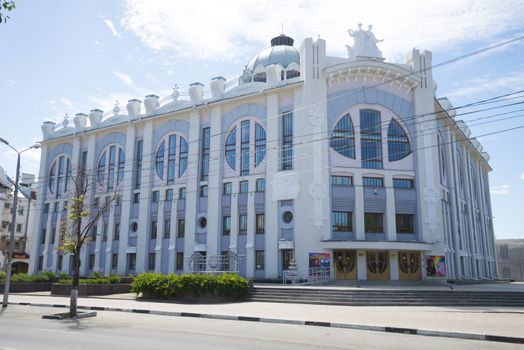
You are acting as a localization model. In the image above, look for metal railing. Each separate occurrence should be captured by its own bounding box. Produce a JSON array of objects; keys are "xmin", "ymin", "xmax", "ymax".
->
[{"xmin": 283, "ymin": 267, "xmax": 332, "ymax": 285}]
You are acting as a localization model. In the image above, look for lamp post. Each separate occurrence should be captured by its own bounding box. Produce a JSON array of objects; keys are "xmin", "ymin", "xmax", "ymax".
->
[{"xmin": 0, "ymin": 137, "xmax": 40, "ymax": 307}]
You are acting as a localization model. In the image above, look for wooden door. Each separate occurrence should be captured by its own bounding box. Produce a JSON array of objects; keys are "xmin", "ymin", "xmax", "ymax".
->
[
  {"xmin": 366, "ymin": 251, "xmax": 390, "ymax": 280},
  {"xmin": 334, "ymin": 250, "xmax": 357, "ymax": 280},
  {"xmin": 398, "ymin": 252, "xmax": 421, "ymax": 280}
]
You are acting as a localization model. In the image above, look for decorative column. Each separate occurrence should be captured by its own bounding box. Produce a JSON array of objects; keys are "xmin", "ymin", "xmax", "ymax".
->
[
  {"xmin": 104, "ymin": 205, "xmax": 115, "ymax": 275},
  {"xmin": 384, "ymin": 174, "xmax": 396, "ymax": 241},
  {"xmin": 354, "ymin": 175, "xmax": 365, "ymax": 240},
  {"xmin": 245, "ymin": 181, "xmax": 256, "ymax": 278}
]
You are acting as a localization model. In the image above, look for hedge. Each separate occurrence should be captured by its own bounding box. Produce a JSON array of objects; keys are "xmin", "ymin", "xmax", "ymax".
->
[
  {"xmin": 0, "ymin": 273, "xmax": 51, "ymax": 283},
  {"xmin": 58, "ymin": 275, "xmax": 121, "ymax": 285},
  {"xmin": 131, "ymin": 273, "xmax": 250, "ymax": 299}
]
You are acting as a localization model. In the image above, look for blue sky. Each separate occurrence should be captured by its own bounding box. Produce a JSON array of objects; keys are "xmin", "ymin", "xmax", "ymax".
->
[{"xmin": 1, "ymin": 0, "xmax": 523, "ymax": 239}]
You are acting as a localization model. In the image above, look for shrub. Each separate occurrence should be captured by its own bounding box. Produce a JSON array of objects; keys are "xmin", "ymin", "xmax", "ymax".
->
[
  {"xmin": 5, "ymin": 273, "xmax": 50, "ymax": 283},
  {"xmin": 58, "ymin": 276, "xmax": 121, "ymax": 285},
  {"xmin": 59, "ymin": 272, "xmax": 68, "ymax": 280},
  {"xmin": 0, "ymin": 271, "xmax": 6, "ymax": 280},
  {"xmin": 39, "ymin": 271, "xmax": 56, "ymax": 280},
  {"xmin": 131, "ymin": 273, "xmax": 250, "ymax": 300}
]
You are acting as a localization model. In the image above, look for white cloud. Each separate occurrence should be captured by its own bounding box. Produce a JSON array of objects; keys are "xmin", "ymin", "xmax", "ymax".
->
[
  {"xmin": 103, "ymin": 18, "xmax": 122, "ymax": 38},
  {"xmin": 490, "ymin": 185, "xmax": 510, "ymax": 195},
  {"xmin": 120, "ymin": 0, "xmax": 524, "ymax": 61},
  {"xmin": 520, "ymin": 173, "xmax": 524, "ymax": 180},
  {"xmin": 113, "ymin": 70, "xmax": 134, "ymax": 87},
  {"xmin": 444, "ymin": 70, "xmax": 524, "ymax": 99}
]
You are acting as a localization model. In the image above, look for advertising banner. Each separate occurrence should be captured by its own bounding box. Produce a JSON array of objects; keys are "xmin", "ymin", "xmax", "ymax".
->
[{"xmin": 426, "ymin": 255, "xmax": 446, "ymax": 278}]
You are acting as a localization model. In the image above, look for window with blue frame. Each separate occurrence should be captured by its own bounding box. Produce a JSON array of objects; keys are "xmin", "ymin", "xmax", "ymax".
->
[
  {"xmin": 331, "ymin": 175, "xmax": 353, "ymax": 186},
  {"xmin": 240, "ymin": 120, "xmax": 250, "ymax": 176},
  {"xmin": 362, "ymin": 177, "xmax": 384, "ymax": 187},
  {"xmin": 387, "ymin": 119, "xmax": 411, "ymax": 161},
  {"xmin": 281, "ymin": 112, "xmax": 293, "ymax": 170},
  {"xmin": 255, "ymin": 123, "xmax": 266, "ymax": 167},
  {"xmin": 360, "ymin": 109, "xmax": 383, "ymax": 169},
  {"xmin": 49, "ymin": 154, "xmax": 71, "ymax": 197},
  {"xmin": 330, "ymin": 114, "xmax": 355, "ymax": 158},
  {"xmin": 155, "ymin": 133, "xmax": 188, "ymax": 183},
  {"xmin": 393, "ymin": 179, "xmax": 414, "ymax": 189},
  {"xmin": 98, "ymin": 145, "xmax": 125, "ymax": 191},
  {"xmin": 200, "ymin": 127, "xmax": 210, "ymax": 181},
  {"xmin": 134, "ymin": 140, "xmax": 143, "ymax": 189},
  {"xmin": 332, "ymin": 211, "xmax": 352, "ymax": 232},
  {"xmin": 225, "ymin": 127, "xmax": 236, "ymax": 169},
  {"xmin": 224, "ymin": 119, "xmax": 266, "ymax": 174}
]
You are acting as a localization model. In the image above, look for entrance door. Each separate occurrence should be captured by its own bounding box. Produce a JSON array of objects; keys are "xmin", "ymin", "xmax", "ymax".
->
[
  {"xmin": 366, "ymin": 251, "xmax": 389, "ymax": 280},
  {"xmin": 398, "ymin": 252, "xmax": 421, "ymax": 280},
  {"xmin": 334, "ymin": 250, "xmax": 357, "ymax": 280},
  {"xmin": 282, "ymin": 249, "xmax": 294, "ymax": 271}
]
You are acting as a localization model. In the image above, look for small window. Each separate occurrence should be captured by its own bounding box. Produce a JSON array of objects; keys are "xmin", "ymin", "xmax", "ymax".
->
[
  {"xmin": 16, "ymin": 224, "xmax": 22, "ymax": 233},
  {"xmin": 102, "ymin": 223, "xmax": 108, "ymax": 241},
  {"xmin": 362, "ymin": 177, "xmax": 384, "ymax": 187},
  {"xmin": 164, "ymin": 220, "xmax": 171, "ymax": 239},
  {"xmin": 199, "ymin": 216, "xmax": 207, "ymax": 229},
  {"xmin": 396, "ymin": 214, "xmax": 414, "ymax": 233},
  {"xmin": 365, "ymin": 213, "xmax": 383, "ymax": 233},
  {"xmin": 114, "ymin": 196, "xmax": 120, "ymax": 206},
  {"xmin": 179, "ymin": 187, "xmax": 186, "ymax": 200},
  {"xmin": 282, "ymin": 211, "xmax": 293, "ymax": 224},
  {"xmin": 165, "ymin": 189, "xmax": 174, "ymax": 201},
  {"xmin": 152, "ymin": 190, "xmax": 160, "ymax": 202},
  {"xmin": 131, "ymin": 222, "xmax": 138, "ymax": 233},
  {"xmin": 500, "ymin": 245, "xmax": 509, "ymax": 259},
  {"xmin": 91, "ymin": 225, "xmax": 97, "ymax": 241},
  {"xmin": 53, "ymin": 202, "xmax": 59, "ymax": 212},
  {"xmin": 393, "ymin": 179, "xmax": 414, "ymax": 189},
  {"xmin": 112, "ymin": 254, "xmax": 118, "ymax": 270},
  {"xmin": 239, "ymin": 181, "xmax": 249, "ymax": 193},
  {"xmin": 256, "ymin": 179, "xmax": 265, "ymax": 192},
  {"xmin": 133, "ymin": 193, "xmax": 140, "ymax": 204},
  {"xmin": 200, "ymin": 185, "xmax": 208, "ymax": 197},
  {"xmin": 148, "ymin": 253, "xmax": 156, "ymax": 271},
  {"xmin": 255, "ymin": 250, "xmax": 265, "ymax": 270},
  {"xmin": 151, "ymin": 220, "xmax": 157, "ymax": 239},
  {"xmin": 44, "ymin": 203, "xmax": 49, "ymax": 213},
  {"xmin": 223, "ymin": 182, "xmax": 232, "ymax": 195},
  {"xmin": 93, "ymin": 197, "xmax": 99, "ymax": 207},
  {"xmin": 4, "ymin": 203, "xmax": 9, "ymax": 209},
  {"xmin": 89, "ymin": 254, "xmax": 95, "ymax": 270},
  {"xmin": 38, "ymin": 256, "xmax": 44, "ymax": 271},
  {"xmin": 223, "ymin": 216, "xmax": 231, "ymax": 235},
  {"xmin": 256, "ymin": 214, "xmax": 265, "ymax": 234},
  {"xmin": 128, "ymin": 253, "xmax": 137, "ymax": 271},
  {"xmin": 50, "ymin": 228, "xmax": 56, "ymax": 244},
  {"xmin": 177, "ymin": 219, "xmax": 185, "ymax": 237},
  {"xmin": 14, "ymin": 241, "xmax": 20, "ymax": 250},
  {"xmin": 331, "ymin": 175, "xmax": 353, "ymax": 186},
  {"xmin": 332, "ymin": 211, "xmax": 352, "ymax": 232},
  {"xmin": 176, "ymin": 252, "xmax": 184, "ymax": 270},
  {"xmin": 114, "ymin": 223, "xmax": 120, "ymax": 241},
  {"xmin": 40, "ymin": 228, "xmax": 47, "ymax": 244},
  {"xmin": 239, "ymin": 214, "xmax": 247, "ymax": 235}
]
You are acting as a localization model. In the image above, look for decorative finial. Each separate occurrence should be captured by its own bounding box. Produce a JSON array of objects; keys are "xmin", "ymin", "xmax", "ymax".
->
[
  {"xmin": 113, "ymin": 100, "xmax": 120, "ymax": 116},
  {"xmin": 63, "ymin": 113, "xmax": 69, "ymax": 128},
  {"xmin": 346, "ymin": 23, "xmax": 384, "ymax": 60},
  {"xmin": 172, "ymin": 84, "xmax": 179, "ymax": 102}
]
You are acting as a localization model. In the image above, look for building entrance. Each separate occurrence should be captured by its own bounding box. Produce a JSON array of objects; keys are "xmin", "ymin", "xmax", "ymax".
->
[
  {"xmin": 333, "ymin": 250, "xmax": 357, "ymax": 280},
  {"xmin": 398, "ymin": 251, "xmax": 421, "ymax": 280},
  {"xmin": 366, "ymin": 251, "xmax": 389, "ymax": 280}
]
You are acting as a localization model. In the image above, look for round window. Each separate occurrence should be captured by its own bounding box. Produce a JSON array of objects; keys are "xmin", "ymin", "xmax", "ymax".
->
[
  {"xmin": 282, "ymin": 211, "xmax": 293, "ymax": 224},
  {"xmin": 131, "ymin": 222, "xmax": 138, "ymax": 232},
  {"xmin": 199, "ymin": 217, "xmax": 207, "ymax": 228}
]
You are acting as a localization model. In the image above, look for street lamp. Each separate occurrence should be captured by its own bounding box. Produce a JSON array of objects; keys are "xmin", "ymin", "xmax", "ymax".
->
[{"xmin": 0, "ymin": 137, "xmax": 40, "ymax": 308}]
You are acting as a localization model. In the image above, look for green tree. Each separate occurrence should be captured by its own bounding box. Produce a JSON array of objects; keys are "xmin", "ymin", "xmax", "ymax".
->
[
  {"xmin": 0, "ymin": 1, "xmax": 15, "ymax": 23},
  {"xmin": 58, "ymin": 170, "xmax": 116, "ymax": 317}
]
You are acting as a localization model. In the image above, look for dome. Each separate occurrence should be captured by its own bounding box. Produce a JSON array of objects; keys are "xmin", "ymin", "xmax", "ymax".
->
[{"xmin": 243, "ymin": 34, "xmax": 300, "ymax": 83}]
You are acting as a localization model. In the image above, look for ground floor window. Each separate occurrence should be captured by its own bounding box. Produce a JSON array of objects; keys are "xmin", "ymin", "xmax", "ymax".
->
[
  {"xmin": 255, "ymin": 251, "xmax": 264, "ymax": 269},
  {"xmin": 89, "ymin": 254, "xmax": 95, "ymax": 270},
  {"xmin": 112, "ymin": 254, "xmax": 118, "ymax": 270},
  {"xmin": 148, "ymin": 253, "xmax": 156, "ymax": 271},
  {"xmin": 128, "ymin": 253, "xmax": 136, "ymax": 272},
  {"xmin": 176, "ymin": 252, "xmax": 184, "ymax": 270}
]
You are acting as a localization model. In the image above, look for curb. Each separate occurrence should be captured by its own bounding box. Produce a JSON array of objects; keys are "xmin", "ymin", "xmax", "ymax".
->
[{"xmin": 10, "ymin": 302, "xmax": 524, "ymax": 345}]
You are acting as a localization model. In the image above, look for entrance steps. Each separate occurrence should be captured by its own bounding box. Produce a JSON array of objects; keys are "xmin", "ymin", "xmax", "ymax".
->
[{"xmin": 249, "ymin": 287, "xmax": 524, "ymax": 307}]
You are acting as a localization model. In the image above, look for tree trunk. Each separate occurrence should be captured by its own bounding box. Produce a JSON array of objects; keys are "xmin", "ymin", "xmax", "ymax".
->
[{"xmin": 70, "ymin": 252, "xmax": 80, "ymax": 317}]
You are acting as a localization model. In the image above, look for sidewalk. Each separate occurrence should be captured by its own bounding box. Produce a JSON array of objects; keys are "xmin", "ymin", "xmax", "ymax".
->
[{"xmin": 8, "ymin": 292, "xmax": 524, "ymax": 342}]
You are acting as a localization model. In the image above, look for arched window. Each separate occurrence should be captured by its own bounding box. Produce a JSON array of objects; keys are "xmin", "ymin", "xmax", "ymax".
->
[
  {"xmin": 48, "ymin": 155, "xmax": 71, "ymax": 197},
  {"xmin": 330, "ymin": 114, "xmax": 355, "ymax": 159},
  {"xmin": 224, "ymin": 119, "xmax": 266, "ymax": 175},
  {"xmin": 98, "ymin": 145, "xmax": 125, "ymax": 190},
  {"xmin": 155, "ymin": 133, "xmax": 188, "ymax": 183},
  {"xmin": 360, "ymin": 109, "xmax": 383, "ymax": 169},
  {"xmin": 387, "ymin": 119, "xmax": 411, "ymax": 161}
]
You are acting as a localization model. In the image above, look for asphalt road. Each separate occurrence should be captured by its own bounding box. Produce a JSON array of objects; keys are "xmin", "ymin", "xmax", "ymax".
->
[{"xmin": 0, "ymin": 305, "xmax": 520, "ymax": 350}]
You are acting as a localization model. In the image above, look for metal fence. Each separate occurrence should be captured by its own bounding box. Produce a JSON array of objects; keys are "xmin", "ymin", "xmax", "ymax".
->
[{"xmin": 282, "ymin": 267, "xmax": 332, "ymax": 285}]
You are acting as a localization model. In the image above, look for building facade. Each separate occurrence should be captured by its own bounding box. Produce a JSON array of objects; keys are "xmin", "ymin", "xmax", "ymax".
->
[
  {"xmin": 496, "ymin": 239, "xmax": 524, "ymax": 280},
  {"xmin": 0, "ymin": 168, "xmax": 36, "ymax": 273},
  {"xmin": 29, "ymin": 27, "xmax": 497, "ymax": 280}
]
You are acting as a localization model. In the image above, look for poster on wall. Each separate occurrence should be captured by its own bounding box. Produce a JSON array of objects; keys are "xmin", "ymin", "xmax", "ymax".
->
[
  {"xmin": 309, "ymin": 253, "xmax": 331, "ymax": 269},
  {"xmin": 426, "ymin": 255, "xmax": 446, "ymax": 278}
]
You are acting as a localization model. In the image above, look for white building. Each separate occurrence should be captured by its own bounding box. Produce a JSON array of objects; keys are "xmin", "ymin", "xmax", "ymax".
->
[
  {"xmin": 29, "ymin": 27, "xmax": 496, "ymax": 281},
  {"xmin": 0, "ymin": 168, "xmax": 36, "ymax": 273}
]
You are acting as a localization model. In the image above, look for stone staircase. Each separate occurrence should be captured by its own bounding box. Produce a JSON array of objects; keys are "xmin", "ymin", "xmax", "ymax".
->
[{"xmin": 250, "ymin": 286, "xmax": 524, "ymax": 307}]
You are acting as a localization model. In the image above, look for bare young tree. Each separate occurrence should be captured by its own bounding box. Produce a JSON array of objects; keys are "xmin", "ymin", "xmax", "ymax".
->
[{"xmin": 58, "ymin": 169, "xmax": 117, "ymax": 317}]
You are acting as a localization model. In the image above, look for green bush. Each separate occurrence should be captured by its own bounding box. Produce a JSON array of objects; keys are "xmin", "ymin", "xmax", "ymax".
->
[
  {"xmin": 39, "ymin": 271, "xmax": 56, "ymax": 280},
  {"xmin": 0, "ymin": 271, "xmax": 6, "ymax": 280},
  {"xmin": 58, "ymin": 276, "xmax": 121, "ymax": 285},
  {"xmin": 59, "ymin": 272, "xmax": 68, "ymax": 280},
  {"xmin": 131, "ymin": 273, "xmax": 250, "ymax": 299},
  {"xmin": 3, "ymin": 273, "xmax": 50, "ymax": 283}
]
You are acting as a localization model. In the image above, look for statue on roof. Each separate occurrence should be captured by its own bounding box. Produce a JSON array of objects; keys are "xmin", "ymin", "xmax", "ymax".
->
[
  {"xmin": 172, "ymin": 84, "xmax": 179, "ymax": 102},
  {"xmin": 346, "ymin": 23, "xmax": 384, "ymax": 60},
  {"xmin": 113, "ymin": 100, "xmax": 120, "ymax": 116},
  {"xmin": 63, "ymin": 113, "xmax": 69, "ymax": 128}
]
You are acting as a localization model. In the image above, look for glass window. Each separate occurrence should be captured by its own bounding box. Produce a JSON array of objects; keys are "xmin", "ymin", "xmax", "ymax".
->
[
  {"xmin": 152, "ymin": 190, "xmax": 160, "ymax": 202},
  {"xmin": 40, "ymin": 228, "xmax": 46, "ymax": 244},
  {"xmin": 177, "ymin": 219, "xmax": 185, "ymax": 237},
  {"xmin": 200, "ymin": 185, "xmax": 208, "ymax": 197},
  {"xmin": 102, "ymin": 223, "xmax": 108, "ymax": 241},
  {"xmin": 89, "ymin": 254, "xmax": 95, "ymax": 270},
  {"xmin": 256, "ymin": 179, "xmax": 265, "ymax": 192},
  {"xmin": 199, "ymin": 217, "xmax": 207, "ymax": 229},
  {"xmin": 387, "ymin": 119, "xmax": 411, "ymax": 161},
  {"xmin": 91, "ymin": 225, "xmax": 97, "ymax": 241},
  {"xmin": 365, "ymin": 213, "xmax": 383, "ymax": 233},
  {"xmin": 239, "ymin": 214, "xmax": 247, "ymax": 235},
  {"xmin": 155, "ymin": 134, "xmax": 188, "ymax": 183},
  {"xmin": 225, "ymin": 120, "xmax": 266, "ymax": 173},
  {"xmin": 201, "ymin": 127, "xmax": 210, "ymax": 181},
  {"xmin": 16, "ymin": 224, "xmax": 22, "ymax": 232},
  {"xmin": 281, "ymin": 112, "xmax": 293, "ymax": 170},
  {"xmin": 332, "ymin": 211, "xmax": 352, "ymax": 232},
  {"xmin": 331, "ymin": 175, "xmax": 353, "ymax": 186},
  {"xmin": 179, "ymin": 187, "xmax": 186, "ymax": 200},
  {"xmin": 176, "ymin": 252, "xmax": 184, "ymax": 270},
  {"xmin": 360, "ymin": 109, "xmax": 383, "ymax": 169},
  {"xmin": 44, "ymin": 203, "xmax": 49, "ymax": 213},
  {"xmin": 282, "ymin": 211, "xmax": 293, "ymax": 224},
  {"xmin": 500, "ymin": 245, "xmax": 509, "ymax": 259},
  {"xmin": 223, "ymin": 182, "xmax": 232, "ymax": 195},
  {"xmin": 241, "ymin": 120, "xmax": 250, "ymax": 176},
  {"xmin": 133, "ymin": 192, "xmax": 140, "ymax": 204},
  {"xmin": 256, "ymin": 214, "xmax": 265, "ymax": 233},
  {"xmin": 148, "ymin": 253, "xmax": 156, "ymax": 271},
  {"xmin": 128, "ymin": 253, "xmax": 136, "ymax": 271},
  {"xmin": 393, "ymin": 179, "xmax": 414, "ymax": 189},
  {"xmin": 164, "ymin": 220, "xmax": 171, "ymax": 239},
  {"xmin": 48, "ymin": 155, "xmax": 71, "ymax": 197},
  {"xmin": 255, "ymin": 251, "xmax": 265, "ymax": 269},
  {"xmin": 223, "ymin": 216, "xmax": 231, "ymax": 235},
  {"xmin": 396, "ymin": 214, "xmax": 414, "ymax": 233},
  {"xmin": 225, "ymin": 127, "xmax": 236, "ymax": 170},
  {"xmin": 165, "ymin": 189, "xmax": 174, "ymax": 201},
  {"xmin": 330, "ymin": 114, "xmax": 355, "ymax": 158},
  {"xmin": 98, "ymin": 145, "xmax": 125, "ymax": 190},
  {"xmin": 114, "ymin": 223, "xmax": 120, "ymax": 241},
  {"xmin": 112, "ymin": 254, "xmax": 118, "ymax": 270},
  {"xmin": 362, "ymin": 177, "xmax": 384, "ymax": 187},
  {"xmin": 239, "ymin": 181, "xmax": 249, "ymax": 193},
  {"xmin": 107, "ymin": 145, "xmax": 116, "ymax": 190},
  {"xmin": 255, "ymin": 123, "xmax": 266, "ymax": 167},
  {"xmin": 134, "ymin": 140, "xmax": 143, "ymax": 189},
  {"xmin": 151, "ymin": 220, "xmax": 157, "ymax": 239},
  {"xmin": 179, "ymin": 137, "xmax": 188, "ymax": 177}
]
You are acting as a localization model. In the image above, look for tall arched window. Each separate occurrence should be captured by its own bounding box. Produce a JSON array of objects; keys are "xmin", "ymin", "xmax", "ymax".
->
[
  {"xmin": 48, "ymin": 154, "xmax": 71, "ymax": 197},
  {"xmin": 330, "ymin": 114, "xmax": 355, "ymax": 159},
  {"xmin": 387, "ymin": 119, "xmax": 411, "ymax": 161},
  {"xmin": 155, "ymin": 133, "xmax": 188, "ymax": 184},
  {"xmin": 360, "ymin": 109, "xmax": 383, "ymax": 169},
  {"xmin": 224, "ymin": 119, "xmax": 266, "ymax": 175},
  {"xmin": 98, "ymin": 145, "xmax": 125, "ymax": 190}
]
